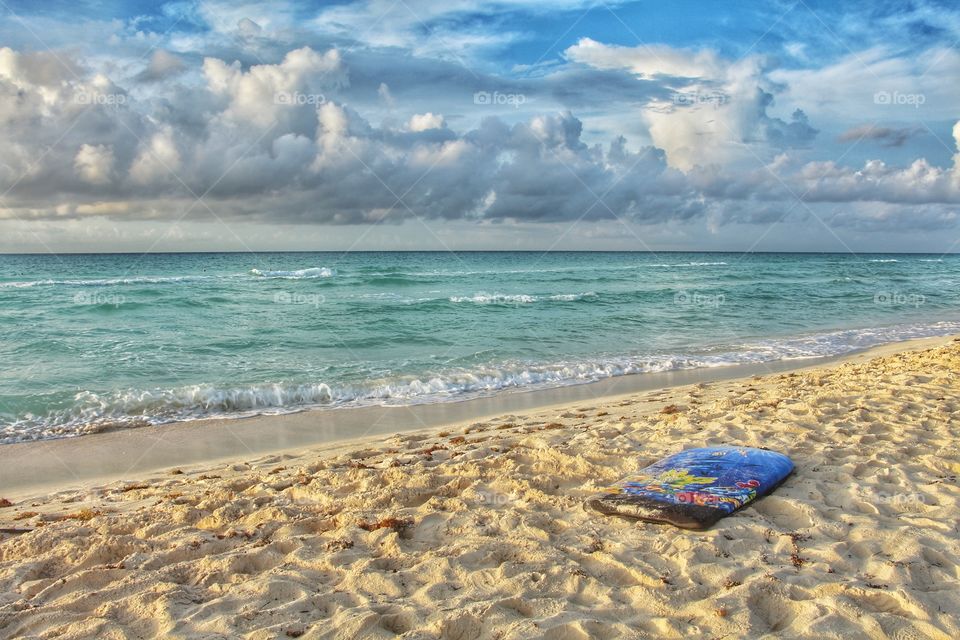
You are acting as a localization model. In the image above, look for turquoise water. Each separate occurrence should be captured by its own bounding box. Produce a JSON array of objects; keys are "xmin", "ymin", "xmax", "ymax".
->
[{"xmin": 1, "ymin": 252, "xmax": 958, "ymax": 442}]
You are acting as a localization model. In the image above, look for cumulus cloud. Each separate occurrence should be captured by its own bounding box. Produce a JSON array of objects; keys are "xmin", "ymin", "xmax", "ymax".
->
[
  {"xmin": 129, "ymin": 127, "xmax": 183, "ymax": 186},
  {"xmin": 74, "ymin": 144, "xmax": 115, "ymax": 185},
  {"xmin": 407, "ymin": 113, "xmax": 445, "ymax": 132},
  {"xmin": 0, "ymin": 32, "xmax": 957, "ymax": 242},
  {"xmin": 203, "ymin": 46, "xmax": 345, "ymax": 128},
  {"xmin": 565, "ymin": 39, "xmax": 818, "ymax": 171}
]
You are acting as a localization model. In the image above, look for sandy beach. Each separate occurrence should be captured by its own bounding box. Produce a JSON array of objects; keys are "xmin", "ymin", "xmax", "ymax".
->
[{"xmin": 2, "ymin": 337, "xmax": 959, "ymax": 639}]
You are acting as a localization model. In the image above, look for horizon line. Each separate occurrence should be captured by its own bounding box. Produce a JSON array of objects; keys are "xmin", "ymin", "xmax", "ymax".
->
[{"xmin": 0, "ymin": 250, "xmax": 958, "ymax": 256}]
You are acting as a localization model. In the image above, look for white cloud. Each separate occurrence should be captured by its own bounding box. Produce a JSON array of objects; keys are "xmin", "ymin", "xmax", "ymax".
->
[
  {"xmin": 566, "ymin": 37, "xmax": 723, "ymax": 79},
  {"xmin": 129, "ymin": 127, "xmax": 182, "ymax": 185},
  {"xmin": 0, "ymin": 24, "xmax": 957, "ymax": 250},
  {"xmin": 203, "ymin": 46, "xmax": 345, "ymax": 128},
  {"xmin": 407, "ymin": 112, "xmax": 445, "ymax": 132},
  {"xmin": 566, "ymin": 39, "xmax": 817, "ymax": 171},
  {"xmin": 74, "ymin": 144, "xmax": 115, "ymax": 184},
  {"xmin": 771, "ymin": 46, "xmax": 960, "ymax": 123}
]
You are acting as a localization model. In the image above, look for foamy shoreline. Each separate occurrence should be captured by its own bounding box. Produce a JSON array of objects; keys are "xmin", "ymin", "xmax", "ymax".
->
[
  {"xmin": 1, "ymin": 335, "xmax": 959, "ymax": 638},
  {"xmin": 6, "ymin": 319, "xmax": 960, "ymax": 446},
  {"xmin": 2, "ymin": 335, "xmax": 954, "ymax": 498}
]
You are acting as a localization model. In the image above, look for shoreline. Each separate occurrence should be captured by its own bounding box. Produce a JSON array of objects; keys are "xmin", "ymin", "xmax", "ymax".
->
[
  {"xmin": 2, "ymin": 334, "xmax": 959, "ymax": 638},
  {"xmin": 1, "ymin": 333, "xmax": 955, "ymax": 499}
]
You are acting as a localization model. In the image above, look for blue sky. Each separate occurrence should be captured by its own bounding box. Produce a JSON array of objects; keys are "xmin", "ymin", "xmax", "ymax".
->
[{"xmin": 0, "ymin": 0, "xmax": 958, "ymax": 252}]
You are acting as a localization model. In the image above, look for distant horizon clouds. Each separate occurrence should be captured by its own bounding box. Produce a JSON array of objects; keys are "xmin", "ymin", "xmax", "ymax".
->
[{"xmin": 0, "ymin": 0, "xmax": 958, "ymax": 252}]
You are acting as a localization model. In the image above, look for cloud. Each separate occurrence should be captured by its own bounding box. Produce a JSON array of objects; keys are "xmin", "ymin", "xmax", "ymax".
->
[
  {"xmin": 565, "ymin": 39, "xmax": 819, "ymax": 171},
  {"xmin": 202, "ymin": 46, "xmax": 345, "ymax": 128},
  {"xmin": 74, "ymin": 144, "xmax": 115, "ymax": 185},
  {"xmin": 377, "ymin": 82, "xmax": 396, "ymax": 109},
  {"xmin": 954, "ymin": 120, "xmax": 960, "ymax": 172},
  {"xmin": 0, "ymin": 19, "xmax": 957, "ymax": 247},
  {"xmin": 129, "ymin": 127, "xmax": 182, "ymax": 185},
  {"xmin": 309, "ymin": 0, "xmax": 604, "ymax": 58},
  {"xmin": 764, "ymin": 107, "xmax": 818, "ymax": 149},
  {"xmin": 407, "ymin": 112, "xmax": 445, "ymax": 132},
  {"xmin": 236, "ymin": 17, "xmax": 263, "ymax": 37},
  {"xmin": 837, "ymin": 124, "xmax": 921, "ymax": 147},
  {"xmin": 770, "ymin": 45, "xmax": 960, "ymax": 123},
  {"xmin": 565, "ymin": 37, "xmax": 723, "ymax": 79},
  {"xmin": 135, "ymin": 50, "xmax": 186, "ymax": 83}
]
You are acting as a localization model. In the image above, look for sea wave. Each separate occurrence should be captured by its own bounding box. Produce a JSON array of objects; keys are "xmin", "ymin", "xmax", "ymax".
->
[
  {"xmin": 0, "ymin": 275, "xmax": 220, "ymax": 288},
  {"xmin": 644, "ymin": 261, "xmax": 728, "ymax": 267},
  {"xmin": 354, "ymin": 261, "xmax": 728, "ymax": 279},
  {"xmin": 4, "ymin": 319, "xmax": 959, "ymax": 444},
  {"xmin": 0, "ymin": 266, "xmax": 338, "ymax": 288},
  {"xmin": 448, "ymin": 292, "xmax": 597, "ymax": 304},
  {"xmin": 250, "ymin": 267, "xmax": 336, "ymax": 279}
]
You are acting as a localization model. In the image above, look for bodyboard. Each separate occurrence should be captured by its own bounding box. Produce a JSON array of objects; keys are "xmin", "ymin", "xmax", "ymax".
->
[{"xmin": 586, "ymin": 446, "xmax": 794, "ymax": 529}]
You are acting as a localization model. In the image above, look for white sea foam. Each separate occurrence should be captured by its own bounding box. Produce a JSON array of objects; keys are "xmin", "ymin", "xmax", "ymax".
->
[
  {"xmin": 869, "ymin": 259, "xmax": 899, "ymax": 263},
  {"xmin": 644, "ymin": 262, "xmax": 728, "ymax": 267},
  {"xmin": 0, "ymin": 275, "xmax": 220, "ymax": 288},
  {"xmin": 0, "ymin": 267, "xmax": 336, "ymax": 288},
  {"xmin": 250, "ymin": 267, "xmax": 336, "ymax": 279},
  {"xmin": 449, "ymin": 293, "xmax": 536, "ymax": 304},
  {"xmin": 548, "ymin": 292, "xmax": 597, "ymax": 301},
  {"xmin": 6, "ymin": 319, "xmax": 960, "ymax": 444},
  {"xmin": 448, "ymin": 292, "xmax": 596, "ymax": 304}
]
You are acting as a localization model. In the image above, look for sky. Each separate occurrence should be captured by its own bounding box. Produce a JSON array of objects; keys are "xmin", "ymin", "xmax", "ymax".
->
[{"xmin": 0, "ymin": 0, "xmax": 958, "ymax": 252}]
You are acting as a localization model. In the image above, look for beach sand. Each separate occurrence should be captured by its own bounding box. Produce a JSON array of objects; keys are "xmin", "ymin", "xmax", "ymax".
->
[{"xmin": 1, "ymin": 338, "xmax": 959, "ymax": 639}]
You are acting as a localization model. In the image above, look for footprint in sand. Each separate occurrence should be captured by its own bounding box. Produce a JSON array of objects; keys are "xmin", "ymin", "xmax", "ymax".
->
[
  {"xmin": 542, "ymin": 623, "xmax": 593, "ymax": 640},
  {"xmin": 920, "ymin": 547, "xmax": 956, "ymax": 574},
  {"xmin": 378, "ymin": 609, "xmax": 416, "ymax": 635},
  {"xmin": 847, "ymin": 589, "xmax": 914, "ymax": 618},
  {"xmin": 437, "ymin": 612, "xmax": 482, "ymax": 640},
  {"xmin": 747, "ymin": 590, "xmax": 798, "ymax": 633},
  {"xmin": 751, "ymin": 496, "xmax": 814, "ymax": 529},
  {"xmin": 496, "ymin": 597, "xmax": 534, "ymax": 618}
]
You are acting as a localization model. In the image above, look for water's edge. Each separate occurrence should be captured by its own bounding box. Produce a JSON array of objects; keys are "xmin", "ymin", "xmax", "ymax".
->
[{"xmin": 1, "ymin": 333, "xmax": 952, "ymax": 497}]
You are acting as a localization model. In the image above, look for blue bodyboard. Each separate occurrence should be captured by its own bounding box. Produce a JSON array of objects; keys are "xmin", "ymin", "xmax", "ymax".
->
[{"xmin": 586, "ymin": 446, "xmax": 794, "ymax": 529}]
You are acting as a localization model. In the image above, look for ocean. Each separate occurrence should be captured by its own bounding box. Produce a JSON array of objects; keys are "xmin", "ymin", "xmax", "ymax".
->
[{"xmin": 1, "ymin": 251, "xmax": 957, "ymax": 443}]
